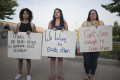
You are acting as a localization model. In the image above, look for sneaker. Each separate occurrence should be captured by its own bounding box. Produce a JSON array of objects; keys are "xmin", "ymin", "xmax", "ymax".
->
[
  {"xmin": 27, "ymin": 75, "xmax": 31, "ymax": 80},
  {"xmin": 15, "ymin": 74, "xmax": 22, "ymax": 80}
]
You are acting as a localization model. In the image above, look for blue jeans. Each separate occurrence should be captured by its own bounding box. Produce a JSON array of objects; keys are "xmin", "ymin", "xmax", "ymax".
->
[{"xmin": 83, "ymin": 52, "xmax": 99, "ymax": 75}]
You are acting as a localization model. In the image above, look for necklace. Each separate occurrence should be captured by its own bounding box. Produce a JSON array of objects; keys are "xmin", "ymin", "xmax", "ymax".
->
[{"xmin": 90, "ymin": 21, "xmax": 97, "ymax": 26}]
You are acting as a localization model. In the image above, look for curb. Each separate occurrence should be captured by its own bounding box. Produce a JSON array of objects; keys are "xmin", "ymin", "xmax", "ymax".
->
[{"xmin": 65, "ymin": 56, "xmax": 120, "ymax": 66}]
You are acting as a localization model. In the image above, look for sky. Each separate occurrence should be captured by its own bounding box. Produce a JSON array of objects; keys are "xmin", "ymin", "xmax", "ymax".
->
[{"xmin": 2, "ymin": 0, "xmax": 120, "ymax": 31}]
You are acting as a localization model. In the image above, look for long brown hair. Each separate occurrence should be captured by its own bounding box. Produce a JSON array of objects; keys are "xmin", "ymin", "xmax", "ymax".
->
[
  {"xmin": 87, "ymin": 9, "xmax": 99, "ymax": 21},
  {"xmin": 51, "ymin": 8, "xmax": 65, "ymax": 26}
]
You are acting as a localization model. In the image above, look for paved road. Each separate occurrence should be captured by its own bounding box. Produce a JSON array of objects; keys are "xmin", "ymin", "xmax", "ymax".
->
[{"xmin": 0, "ymin": 34, "xmax": 120, "ymax": 80}]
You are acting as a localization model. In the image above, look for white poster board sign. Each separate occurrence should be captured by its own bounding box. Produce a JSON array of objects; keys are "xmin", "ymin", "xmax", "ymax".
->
[
  {"xmin": 8, "ymin": 31, "xmax": 42, "ymax": 59},
  {"xmin": 42, "ymin": 29, "xmax": 76, "ymax": 58},
  {"xmin": 79, "ymin": 26, "xmax": 112, "ymax": 52}
]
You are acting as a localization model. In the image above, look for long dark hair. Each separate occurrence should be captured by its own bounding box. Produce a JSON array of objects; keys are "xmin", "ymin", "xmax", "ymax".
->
[
  {"xmin": 87, "ymin": 9, "xmax": 99, "ymax": 21},
  {"xmin": 51, "ymin": 8, "xmax": 65, "ymax": 26},
  {"xmin": 19, "ymin": 8, "xmax": 33, "ymax": 22}
]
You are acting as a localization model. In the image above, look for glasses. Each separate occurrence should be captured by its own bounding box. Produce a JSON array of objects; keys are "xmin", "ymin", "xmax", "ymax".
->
[{"xmin": 90, "ymin": 13, "xmax": 96, "ymax": 15}]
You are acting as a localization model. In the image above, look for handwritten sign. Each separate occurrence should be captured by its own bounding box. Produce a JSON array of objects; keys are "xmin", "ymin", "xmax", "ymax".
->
[
  {"xmin": 42, "ymin": 29, "xmax": 76, "ymax": 58},
  {"xmin": 8, "ymin": 31, "xmax": 42, "ymax": 59},
  {"xmin": 79, "ymin": 26, "xmax": 112, "ymax": 52}
]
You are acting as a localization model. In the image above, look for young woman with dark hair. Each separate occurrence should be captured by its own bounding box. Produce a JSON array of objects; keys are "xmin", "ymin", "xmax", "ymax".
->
[
  {"xmin": 81, "ymin": 9, "xmax": 104, "ymax": 80},
  {"xmin": 48, "ymin": 8, "xmax": 68, "ymax": 80},
  {"xmin": 14, "ymin": 8, "xmax": 36, "ymax": 80}
]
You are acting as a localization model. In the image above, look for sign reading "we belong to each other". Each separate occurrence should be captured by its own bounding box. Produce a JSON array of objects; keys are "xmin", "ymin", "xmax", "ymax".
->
[{"xmin": 42, "ymin": 29, "xmax": 76, "ymax": 58}]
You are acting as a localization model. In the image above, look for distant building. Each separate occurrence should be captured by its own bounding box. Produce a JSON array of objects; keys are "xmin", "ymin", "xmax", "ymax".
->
[{"xmin": 0, "ymin": 21, "xmax": 43, "ymax": 33}]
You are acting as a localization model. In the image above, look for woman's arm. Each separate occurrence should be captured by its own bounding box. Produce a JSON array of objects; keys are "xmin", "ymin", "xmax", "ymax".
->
[
  {"xmin": 48, "ymin": 22, "xmax": 52, "ymax": 29},
  {"xmin": 81, "ymin": 21, "xmax": 87, "ymax": 27},
  {"xmin": 64, "ymin": 22, "xmax": 68, "ymax": 31},
  {"xmin": 14, "ymin": 24, "xmax": 19, "ymax": 34},
  {"xmin": 48, "ymin": 21, "xmax": 57, "ymax": 31},
  {"xmin": 33, "ymin": 24, "xmax": 36, "ymax": 33},
  {"xmin": 99, "ymin": 21, "xmax": 104, "ymax": 26}
]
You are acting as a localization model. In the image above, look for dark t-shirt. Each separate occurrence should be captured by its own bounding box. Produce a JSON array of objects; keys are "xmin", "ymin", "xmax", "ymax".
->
[
  {"xmin": 19, "ymin": 22, "xmax": 32, "ymax": 32},
  {"xmin": 52, "ymin": 26, "xmax": 65, "ymax": 30}
]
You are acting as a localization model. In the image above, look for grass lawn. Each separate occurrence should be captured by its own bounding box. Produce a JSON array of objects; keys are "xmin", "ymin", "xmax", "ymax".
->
[
  {"xmin": 76, "ymin": 44, "xmax": 120, "ymax": 60},
  {"xmin": 100, "ymin": 44, "xmax": 120, "ymax": 59}
]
